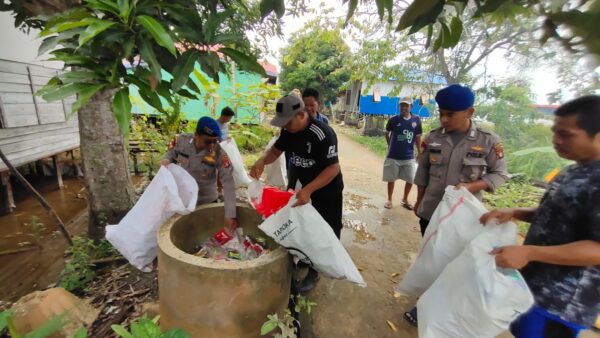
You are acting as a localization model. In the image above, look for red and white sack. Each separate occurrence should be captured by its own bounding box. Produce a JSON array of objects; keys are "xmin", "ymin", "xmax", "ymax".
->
[{"xmin": 396, "ymin": 186, "xmax": 488, "ymax": 297}]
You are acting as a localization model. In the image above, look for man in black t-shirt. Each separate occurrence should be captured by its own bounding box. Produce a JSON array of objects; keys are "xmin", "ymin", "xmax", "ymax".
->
[{"xmin": 250, "ymin": 94, "xmax": 344, "ymax": 292}]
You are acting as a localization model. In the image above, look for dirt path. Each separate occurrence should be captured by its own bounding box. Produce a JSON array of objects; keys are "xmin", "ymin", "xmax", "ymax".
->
[
  {"xmin": 300, "ymin": 130, "xmax": 422, "ymax": 338},
  {"xmin": 301, "ymin": 130, "xmax": 599, "ymax": 338}
]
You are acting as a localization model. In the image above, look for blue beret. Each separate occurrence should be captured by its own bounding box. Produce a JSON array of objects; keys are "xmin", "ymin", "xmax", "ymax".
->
[
  {"xmin": 196, "ymin": 116, "xmax": 222, "ymax": 138},
  {"xmin": 435, "ymin": 84, "xmax": 475, "ymax": 111}
]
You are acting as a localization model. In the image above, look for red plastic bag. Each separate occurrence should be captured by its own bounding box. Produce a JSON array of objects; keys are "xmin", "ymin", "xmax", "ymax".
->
[
  {"xmin": 251, "ymin": 185, "xmax": 294, "ymax": 218},
  {"xmin": 213, "ymin": 229, "xmax": 233, "ymax": 245}
]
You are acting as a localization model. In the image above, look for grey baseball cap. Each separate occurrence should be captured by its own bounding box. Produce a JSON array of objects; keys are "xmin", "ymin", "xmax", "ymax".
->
[{"xmin": 271, "ymin": 95, "xmax": 305, "ymax": 127}]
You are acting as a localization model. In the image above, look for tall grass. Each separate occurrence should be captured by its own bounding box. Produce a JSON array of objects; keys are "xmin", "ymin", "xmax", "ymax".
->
[{"xmin": 340, "ymin": 126, "xmax": 389, "ymax": 157}]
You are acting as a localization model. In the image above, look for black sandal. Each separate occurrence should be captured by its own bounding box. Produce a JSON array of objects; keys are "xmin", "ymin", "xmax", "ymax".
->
[{"xmin": 403, "ymin": 311, "xmax": 418, "ymax": 327}]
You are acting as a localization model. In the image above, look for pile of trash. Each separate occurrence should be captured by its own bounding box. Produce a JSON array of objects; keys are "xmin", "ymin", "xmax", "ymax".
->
[{"xmin": 192, "ymin": 227, "xmax": 268, "ymax": 261}]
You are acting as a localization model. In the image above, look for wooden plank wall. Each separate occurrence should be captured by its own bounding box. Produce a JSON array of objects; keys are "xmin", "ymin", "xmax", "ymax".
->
[{"xmin": 0, "ymin": 59, "xmax": 79, "ymax": 172}]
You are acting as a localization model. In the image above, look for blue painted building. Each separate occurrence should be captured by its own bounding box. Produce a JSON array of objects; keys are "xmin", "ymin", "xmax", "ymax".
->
[{"xmin": 345, "ymin": 70, "xmax": 447, "ymax": 118}]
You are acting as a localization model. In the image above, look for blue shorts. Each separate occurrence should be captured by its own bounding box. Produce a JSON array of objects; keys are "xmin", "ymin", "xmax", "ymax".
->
[{"xmin": 510, "ymin": 306, "xmax": 587, "ymax": 338}]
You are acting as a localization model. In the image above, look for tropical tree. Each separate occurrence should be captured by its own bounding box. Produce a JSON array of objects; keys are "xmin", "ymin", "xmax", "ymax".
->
[
  {"xmin": 278, "ymin": 18, "xmax": 352, "ymax": 103},
  {"xmin": 260, "ymin": 0, "xmax": 600, "ymax": 95},
  {"xmin": 342, "ymin": 0, "xmax": 600, "ymax": 62},
  {"xmin": 1, "ymin": 0, "xmax": 276, "ymax": 238},
  {"xmin": 477, "ymin": 78, "xmax": 568, "ymax": 178},
  {"xmin": 477, "ymin": 78, "xmax": 540, "ymax": 133},
  {"xmin": 344, "ymin": 2, "xmax": 538, "ymax": 91}
]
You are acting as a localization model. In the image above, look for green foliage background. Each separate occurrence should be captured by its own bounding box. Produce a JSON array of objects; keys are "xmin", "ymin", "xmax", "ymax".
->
[{"xmin": 279, "ymin": 20, "xmax": 352, "ymax": 103}]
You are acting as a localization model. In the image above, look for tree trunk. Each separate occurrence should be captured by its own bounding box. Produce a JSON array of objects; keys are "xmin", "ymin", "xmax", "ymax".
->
[
  {"xmin": 362, "ymin": 115, "xmax": 373, "ymax": 135},
  {"xmin": 78, "ymin": 88, "xmax": 134, "ymax": 240}
]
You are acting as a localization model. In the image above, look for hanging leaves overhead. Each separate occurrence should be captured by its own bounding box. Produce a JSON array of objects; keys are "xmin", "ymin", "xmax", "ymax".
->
[{"xmin": 1, "ymin": 0, "xmax": 267, "ymax": 135}]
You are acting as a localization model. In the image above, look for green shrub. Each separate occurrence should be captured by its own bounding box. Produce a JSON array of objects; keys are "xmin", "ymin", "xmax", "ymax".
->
[
  {"xmin": 112, "ymin": 316, "xmax": 189, "ymax": 338},
  {"xmin": 483, "ymin": 177, "xmax": 545, "ymax": 235},
  {"xmin": 230, "ymin": 124, "xmax": 275, "ymax": 154},
  {"xmin": 59, "ymin": 237, "xmax": 118, "ymax": 293},
  {"xmin": 338, "ymin": 127, "xmax": 388, "ymax": 157}
]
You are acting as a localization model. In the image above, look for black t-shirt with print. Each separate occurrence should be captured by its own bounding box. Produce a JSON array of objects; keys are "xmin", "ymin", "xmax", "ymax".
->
[
  {"xmin": 521, "ymin": 160, "xmax": 600, "ymax": 326},
  {"xmin": 274, "ymin": 118, "xmax": 343, "ymax": 197}
]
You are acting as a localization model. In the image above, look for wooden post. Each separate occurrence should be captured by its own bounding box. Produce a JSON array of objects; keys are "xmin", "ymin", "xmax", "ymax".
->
[
  {"xmin": 35, "ymin": 160, "xmax": 44, "ymax": 178},
  {"xmin": 362, "ymin": 115, "xmax": 373, "ymax": 135},
  {"xmin": 1, "ymin": 172, "xmax": 15, "ymax": 213},
  {"xmin": 28, "ymin": 162, "xmax": 37, "ymax": 177},
  {"xmin": 52, "ymin": 155, "xmax": 64, "ymax": 189},
  {"xmin": 376, "ymin": 116, "xmax": 384, "ymax": 132},
  {"xmin": 69, "ymin": 150, "xmax": 78, "ymax": 176}
]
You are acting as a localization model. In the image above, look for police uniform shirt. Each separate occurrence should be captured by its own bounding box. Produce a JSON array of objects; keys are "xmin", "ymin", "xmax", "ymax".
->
[
  {"xmin": 164, "ymin": 133, "xmax": 236, "ymax": 218},
  {"xmin": 274, "ymin": 118, "xmax": 343, "ymax": 197},
  {"xmin": 414, "ymin": 121, "xmax": 508, "ymax": 221}
]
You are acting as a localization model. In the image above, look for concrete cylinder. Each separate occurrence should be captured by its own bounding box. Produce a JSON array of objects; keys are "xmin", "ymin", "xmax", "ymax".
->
[{"xmin": 158, "ymin": 203, "xmax": 291, "ymax": 338}]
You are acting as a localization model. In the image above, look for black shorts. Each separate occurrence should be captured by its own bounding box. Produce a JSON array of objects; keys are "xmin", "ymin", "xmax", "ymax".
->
[{"xmin": 311, "ymin": 189, "xmax": 343, "ymax": 239}]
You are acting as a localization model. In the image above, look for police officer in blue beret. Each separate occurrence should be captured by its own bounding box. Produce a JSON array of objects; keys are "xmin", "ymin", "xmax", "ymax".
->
[
  {"xmin": 403, "ymin": 84, "xmax": 509, "ymax": 326},
  {"xmin": 161, "ymin": 116, "xmax": 237, "ymax": 228}
]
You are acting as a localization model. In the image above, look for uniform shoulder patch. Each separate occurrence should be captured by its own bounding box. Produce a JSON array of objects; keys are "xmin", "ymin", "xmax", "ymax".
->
[
  {"xmin": 221, "ymin": 154, "xmax": 231, "ymax": 168},
  {"xmin": 493, "ymin": 143, "xmax": 504, "ymax": 159},
  {"xmin": 168, "ymin": 137, "xmax": 177, "ymax": 150}
]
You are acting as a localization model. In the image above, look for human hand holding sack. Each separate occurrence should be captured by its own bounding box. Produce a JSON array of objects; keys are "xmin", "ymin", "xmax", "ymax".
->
[
  {"xmin": 397, "ymin": 186, "xmax": 488, "ymax": 297},
  {"xmin": 105, "ymin": 165, "xmax": 198, "ymax": 271},
  {"xmin": 247, "ymin": 179, "xmax": 294, "ymax": 218},
  {"xmin": 417, "ymin": 222, "xmax": 534, "ymax": 338},
  {"xmin": 258, "ymin": 196, "xmax": 366, "ymax": 286}
]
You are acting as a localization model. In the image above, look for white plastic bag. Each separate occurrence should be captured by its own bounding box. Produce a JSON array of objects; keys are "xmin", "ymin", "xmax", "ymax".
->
[
  {"xmin": 417, "ymin": 222, "xmax": 534, "ymax": 338},
  {"xmin": 246, "ymin": 179, "xmax": 264, "ymax": 206},
  {"xmin": 264, "ymin": 136, "xmax": 287, "ymax": 188},
  {"xmin": 397, "ymin": 186, "xmax": 488, "ymax": 297},
  {"xmin": 258, "ymin": 197, "xmax": 366, "ymax": 286},
  {"xmin": 105, "ymin": 165, "xmax": 198, "ymax": 271},
  {"xmin": 220, "ymin": 138, "xmax": 252, "ymax": 188}
]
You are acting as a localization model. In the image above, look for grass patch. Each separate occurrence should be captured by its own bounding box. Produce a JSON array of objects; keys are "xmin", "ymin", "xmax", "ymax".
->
[
  {"xmin": 483, "ymin": 177, "xmax": 545, "ymax": 236},
  {"xmin": 60, "ymin": 237, "xmax": 119, "ymax": 293},
  {"xmin": 230, "ymin": 124, "xmax": 275, "ymax": 153},
  {"xmin": 336, "ymin": 126, "xmax": 388, "ymax": 157},
  {"xmin": 230, "ymin": 124, "xmax": 274, "ymax": 170},
  {"xmin": 242, "ymin": 151, "xmax": 263, "ymax": 169}
]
